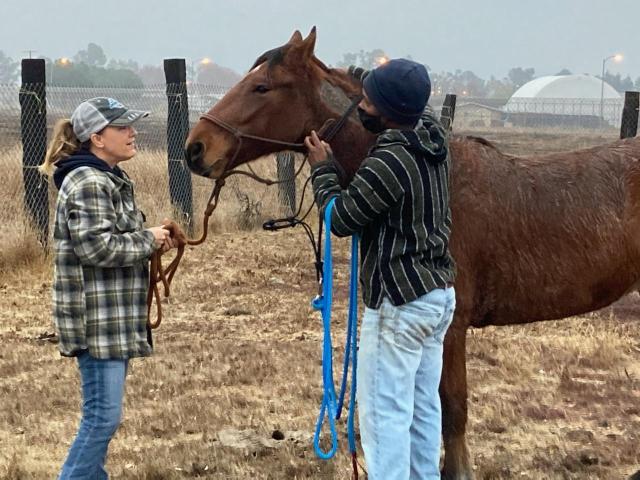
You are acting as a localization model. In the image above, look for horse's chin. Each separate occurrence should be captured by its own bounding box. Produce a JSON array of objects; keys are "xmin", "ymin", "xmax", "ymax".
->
[{"xmin": 195, "ymin": 157, "xmax": 229, "ymax": 179}]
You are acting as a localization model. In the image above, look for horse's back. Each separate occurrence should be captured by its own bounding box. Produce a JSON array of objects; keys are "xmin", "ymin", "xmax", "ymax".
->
[{"xmin": 448, "ymin": 135, "xmax": 640, "ymax": 327}]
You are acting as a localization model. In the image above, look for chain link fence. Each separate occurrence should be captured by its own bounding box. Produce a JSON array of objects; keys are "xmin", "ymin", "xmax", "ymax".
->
[
  {"xmin": 2, "ymin": 73, "xmax": 638, "ymax": 272},
  {"xmin": 1, "ymin": 83, "xmax": 42, "ymax": 269},
  {"xmin": 431, "ymin": 96, "xmax": 627, "ymax": 132},
  {"xmin": 1, "ymin": 80, "xmax": 308, "ymax": 270},
  {"xmin": 430, "ymin": 93, "xmax": 638, "ymax": 157}
]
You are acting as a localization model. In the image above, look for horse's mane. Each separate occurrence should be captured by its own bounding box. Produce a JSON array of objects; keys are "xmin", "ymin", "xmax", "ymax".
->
[
  {"xmin": 456, "ymin": 135, "xmax": 499, "ymax": 150},
  {"xmin": 312, "ymin": 56, "xmax": 331, "ymax": 73}
]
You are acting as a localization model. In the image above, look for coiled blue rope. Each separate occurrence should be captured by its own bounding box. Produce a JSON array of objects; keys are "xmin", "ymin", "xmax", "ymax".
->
[{"xmin": 312, "ymin": 197, "xmax": 359, "ymax": 459}]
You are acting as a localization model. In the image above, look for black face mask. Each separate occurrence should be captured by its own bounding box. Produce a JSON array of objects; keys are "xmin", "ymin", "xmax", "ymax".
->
[{"xmin": 357, "ymin": 107, "xmax": 385, "ymax": 134}]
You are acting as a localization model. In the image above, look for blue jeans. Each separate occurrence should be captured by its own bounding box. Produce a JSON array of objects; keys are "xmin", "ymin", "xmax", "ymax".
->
[
  {"xmin": 59, "ymin": 351, "xmax": 129, "ymax": 480},
  {"xmin": 357, "ymin": 287, "xmax": 455, "ymax": 480}
]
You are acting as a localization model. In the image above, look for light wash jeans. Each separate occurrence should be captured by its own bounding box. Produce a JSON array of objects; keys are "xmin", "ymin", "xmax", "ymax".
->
[
  {"xmin": 59, "ymin": 351, "xmax": 129, "ymax": 480},
  {"xmin": 357, "ymin": 287, "xmax": 456, "ymax": 480}
]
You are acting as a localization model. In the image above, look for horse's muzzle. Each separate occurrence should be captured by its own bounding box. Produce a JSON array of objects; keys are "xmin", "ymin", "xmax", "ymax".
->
[{"xmin": 185, "ymin": 141, "xmax": 207, "ymax": 175}]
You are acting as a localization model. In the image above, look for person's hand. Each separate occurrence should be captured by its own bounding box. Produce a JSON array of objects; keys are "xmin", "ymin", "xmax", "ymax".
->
[
  {"xmin": 160, "ymin": 235, "xmax": 175, "ymax": 253},
  {"xmin": 147, "ymin": 226, "xmax": 171, "ymax": 250},
  {"xmin": 304, "ymin": 130, "xmax": 333, "ymax": 167},
  {"xmin": 160, "ymin": 218, "xmax": 187, "ymax": 253}
]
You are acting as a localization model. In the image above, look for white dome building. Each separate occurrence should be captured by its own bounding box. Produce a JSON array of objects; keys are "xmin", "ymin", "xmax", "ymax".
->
[{"xmin": 504, "ymin": 74, "xmax": 623, "ymax": 127}]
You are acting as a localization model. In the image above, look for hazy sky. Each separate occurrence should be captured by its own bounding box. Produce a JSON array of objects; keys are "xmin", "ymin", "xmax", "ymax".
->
[{"xmin": 2, "ymin": 0, "xmax": 639, "ymax": 80}]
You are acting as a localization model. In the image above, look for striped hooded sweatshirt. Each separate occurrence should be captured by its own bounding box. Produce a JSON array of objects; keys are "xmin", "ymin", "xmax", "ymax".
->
[{"xmin": 311, "ymin": 94, "xmax": 456, "ymax": 309}]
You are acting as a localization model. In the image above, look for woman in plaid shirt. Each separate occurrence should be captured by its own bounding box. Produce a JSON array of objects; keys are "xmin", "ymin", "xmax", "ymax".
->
[{"xmin": 41, "ymin": 97, "xmax": 174, "ymax": 479}]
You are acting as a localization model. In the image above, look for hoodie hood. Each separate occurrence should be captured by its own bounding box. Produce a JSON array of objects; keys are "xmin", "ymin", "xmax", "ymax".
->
[
  {"xmin": 53, "ymin": 148, "xmax": 123, "ymax": 190},
  {"xmin": 374, "ymin": 111, "xmax": 448, "ymax": 164}
]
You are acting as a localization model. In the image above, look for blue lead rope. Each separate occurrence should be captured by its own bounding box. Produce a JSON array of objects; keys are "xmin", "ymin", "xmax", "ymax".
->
[{"xmin": 312, "ymin": 197, "xmax": 359, "ymax": 459}]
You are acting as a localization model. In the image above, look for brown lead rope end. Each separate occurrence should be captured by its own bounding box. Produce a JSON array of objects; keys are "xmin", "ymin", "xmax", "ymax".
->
[{"xmin": 146, "ymin": 215, "xmax": 205, "ymax": 329}]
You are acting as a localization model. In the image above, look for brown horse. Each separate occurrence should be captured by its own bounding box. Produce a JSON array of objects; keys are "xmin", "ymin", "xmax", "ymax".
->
[{"xmin": 185, "ymin": 29, "xmax": 640, "ymax": 480}]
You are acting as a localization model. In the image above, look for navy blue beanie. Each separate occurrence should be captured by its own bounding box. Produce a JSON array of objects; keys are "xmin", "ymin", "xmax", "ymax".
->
[{"xmin": 363, "ymin": 59, "xmax": 431, "ymax": 125}]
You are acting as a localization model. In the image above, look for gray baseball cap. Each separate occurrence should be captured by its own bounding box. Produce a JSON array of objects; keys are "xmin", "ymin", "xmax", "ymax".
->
[{"xmin": 70, "ymin": 97, "xmax": 150, "ymax": 142}]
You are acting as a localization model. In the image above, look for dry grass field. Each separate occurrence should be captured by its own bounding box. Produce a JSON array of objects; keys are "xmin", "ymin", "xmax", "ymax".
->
[{"xmin": 1, "ymin": 129, "xmax": 639, "ymax": 479}]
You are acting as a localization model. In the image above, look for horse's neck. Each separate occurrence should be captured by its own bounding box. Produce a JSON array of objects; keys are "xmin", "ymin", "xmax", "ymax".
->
[
  {"xmin": 317, "ymin": 73, "xmax": 373, "ymax": 179},
  {"xmin": 323, "ymin": 117, "xmax": 373, "ymax": 180}
]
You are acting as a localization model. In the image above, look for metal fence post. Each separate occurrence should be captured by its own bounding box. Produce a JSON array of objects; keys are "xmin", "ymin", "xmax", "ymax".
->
[
  {"xmin": 276, "ymin": 151, "xmax": 296, "ymax": 215},
  {"xmin": 20, "ymin": 59, "xmax": 49, "ymax": 247},
  {"xmin": 620, "ymin": 91, "xmax": 639, "ymax": 139},
  {"xmin": 163, "ymin": 59, "xmax": 193, "ymax": 232},
  {"xmin": 440, "ymin": 93, "xmax": 457, "ymax": 133}
]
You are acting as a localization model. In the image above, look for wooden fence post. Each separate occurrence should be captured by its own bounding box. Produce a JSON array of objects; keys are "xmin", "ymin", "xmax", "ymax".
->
[
  {"xmin": 20, "ymin": 59, "xmax": 49, "ymax": 247},
  {"xmin": 164, "ymin": 59, "xmax": 194, "ymax": 232},
  {"xmin": 620, "ymin": 91, "xmax": 639, "ymax": 139},
  {"xmin": 440, "ymin": 93, "xmax": 457, "ymax": 133}
]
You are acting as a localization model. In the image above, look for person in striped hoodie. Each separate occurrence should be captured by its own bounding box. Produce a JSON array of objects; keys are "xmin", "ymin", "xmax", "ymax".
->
[{"xmin": 305, "ymin": 59, "xmax": 456, "ymax": 480}]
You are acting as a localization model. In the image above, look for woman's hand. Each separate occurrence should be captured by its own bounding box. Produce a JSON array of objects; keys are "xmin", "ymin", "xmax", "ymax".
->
[
  {"xmin": 147, "ymin": 226, "xmax": 172, "ymax": 251},
  {"xmin": 160, "ymin": 236, "xmax": 175, "ymax": 253}
]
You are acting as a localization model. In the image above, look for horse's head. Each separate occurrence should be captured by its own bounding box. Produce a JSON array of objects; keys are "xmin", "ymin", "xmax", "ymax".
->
[{"xmin": 185, "ymin": 28, "xmax": 371, "ymax": 179}]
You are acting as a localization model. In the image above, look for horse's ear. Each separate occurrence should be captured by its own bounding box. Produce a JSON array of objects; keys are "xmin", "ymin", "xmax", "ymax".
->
[
  {"xmin": 286, "ymin": 26, "xmax": 317, "ymax": 66},
  {"xmin": 288, "ymin": 30, "xmax": 303, "ymax": 44},
  {"xmin": 298, "ymin": 26, "xmax": 317, "ymax": 61}
]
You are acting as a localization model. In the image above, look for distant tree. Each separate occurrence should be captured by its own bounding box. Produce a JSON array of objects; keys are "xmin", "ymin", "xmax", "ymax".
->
[
  {"xmin": 485, "ymin": 75, "xmax": 516, "ymax": 98},
  {"xmin": 94, "ymin": 67, "xmax": 143, "ymax": 88},
  {"xmin": 430, "ymin": 70, "xmax": 487, "ymax": 97},
  {"xmin": 635, "ymin": 76, "xmax": 640, "ymax": 90},
  {"xmin": 336, "ymin": 51, "xmax": 358, "ymax": 69},
  {"xmin": 0, "ymin": 50, "xmax": 19, "ymax": 84},
  {"xmin": 138, "ymin": 65, "xmax": 165, "ymax": 86},
  {"xmin": 47, "ymin": 59, "xmax": 93, "ymax": 86},
  {"xmin": 74, "ymin": 43, "xmax": 107, "ymax": 67},
  {"xmin": 46, "ymin": 45, "xmax": 141, "ymax": 87},
  {"xmin": 47, "ymin": 60, "xmax": 142, "ymax": 88},
  {"xmin": 620, "ymin": 75, "xmax": 636, "ymax": 92},
  {"xmin": 336, "ymin": 49, "xmax": 388, "ymax": 70},
  {"xmin": 457, "ymin": 70, "xmax": 486, "ymax": 97},
  {"xmin": 603, "ymin": 72, "xmax": 635, "ymax": 93},
  {"xmin": 107, "ymin": 59, "xmax": 139, "ymax": 71},
  {"xmin": 197, "ymin": 63, "xmax": 241, "ymax": 87},
  {"xmin": 507, "ymin": 67, "xmax": 535, "ymax": 89},
  {"xmin": 556, "ymin": 68, "xmax": 572, "ymax": 75},
  {"xmin": 428, "ymin": 71, "xmax": 448, "ymax": 96}
]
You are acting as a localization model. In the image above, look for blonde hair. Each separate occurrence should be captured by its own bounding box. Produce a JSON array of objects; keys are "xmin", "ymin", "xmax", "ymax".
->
[{"xmin": 40, "ymin": 119, "xmax": 83, "ymax": 176}]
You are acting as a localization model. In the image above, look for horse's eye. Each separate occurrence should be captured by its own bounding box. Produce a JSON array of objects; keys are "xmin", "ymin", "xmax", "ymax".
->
[{"xmin": 254, "ymin": 84, "xmax": 270, "ymax": 94}]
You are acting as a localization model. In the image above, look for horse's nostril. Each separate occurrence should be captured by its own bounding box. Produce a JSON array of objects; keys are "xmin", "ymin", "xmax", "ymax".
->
[
  {"xmin": 192, "ymin": 142, "xmax": 204, "ymax": 157},
  {"xmin": 186, "ymin": 141, "xmax": 204, "ymax": 165}
]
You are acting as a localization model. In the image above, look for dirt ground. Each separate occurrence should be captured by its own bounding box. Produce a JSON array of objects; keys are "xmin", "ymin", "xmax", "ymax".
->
[
  {"xmin": 1, "ymin": 230, "xmax": 639, "ymax": 480},
  {"xmin": 1, "ymin": 129, "xmax": 639, "ymax": 479}
]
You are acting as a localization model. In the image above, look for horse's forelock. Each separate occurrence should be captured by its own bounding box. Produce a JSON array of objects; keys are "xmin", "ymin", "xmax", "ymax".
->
[{"xmin": 250, "ymin": 46, "xmax": 289, "ymax": 71}]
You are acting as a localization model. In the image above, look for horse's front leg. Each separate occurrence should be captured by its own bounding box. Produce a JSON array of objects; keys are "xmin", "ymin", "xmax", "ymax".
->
[{"xmin": 440, "ymin": 317, "xmax": 474, "ymax": 480}]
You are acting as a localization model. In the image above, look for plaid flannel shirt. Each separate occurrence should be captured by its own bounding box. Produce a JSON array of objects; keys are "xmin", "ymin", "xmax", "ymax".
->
[{"xmin": 52, "ymin": 166, "xmax": 156, "ymax": 359}]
